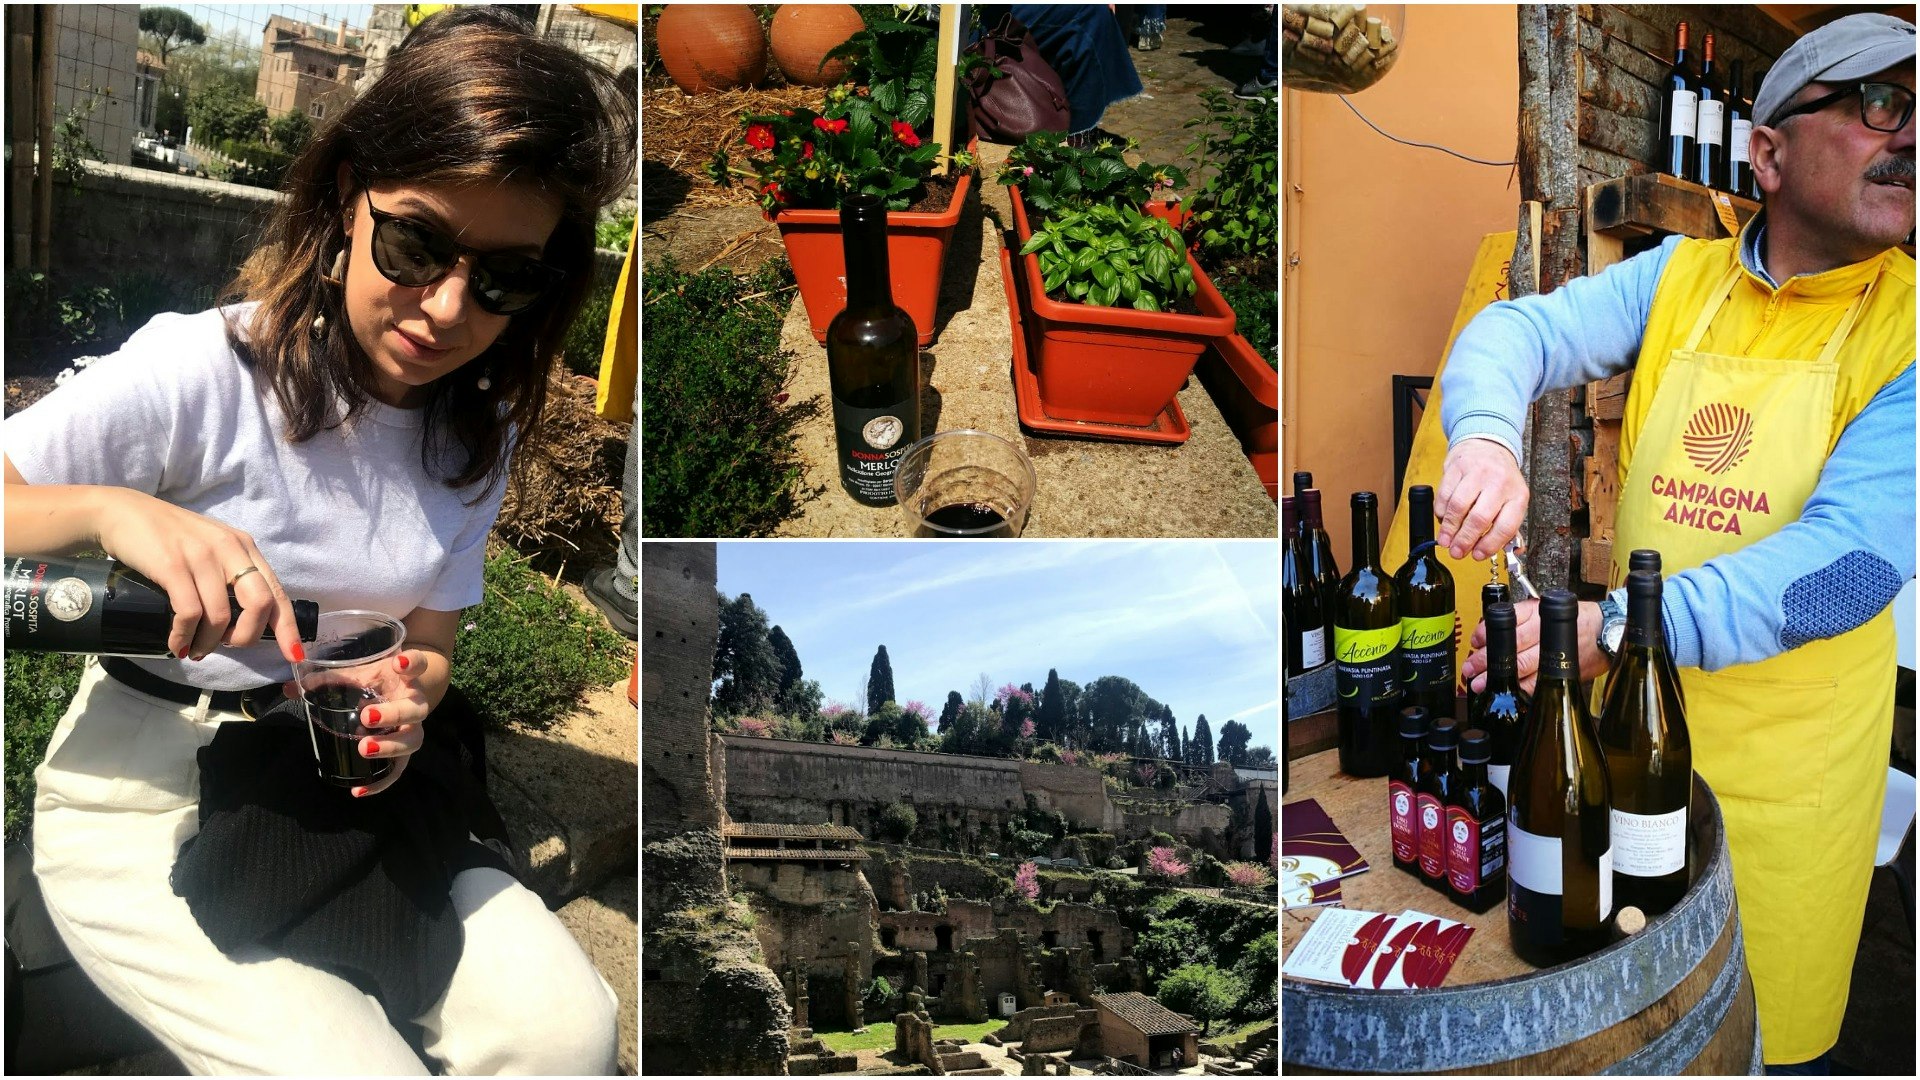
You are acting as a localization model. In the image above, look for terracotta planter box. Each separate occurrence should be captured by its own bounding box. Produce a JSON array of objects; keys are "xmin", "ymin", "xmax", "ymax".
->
[
  {"xmin": 774, "ymin": 164, "xmax": 974, "ymax": 349},
  {"xmin": 1018, "ymin": 237, "xmax": 1236, "ymax": 428},
  {"xmin": 1195, "ymin": 332, "xmax": 1279, "ymax": 500}
]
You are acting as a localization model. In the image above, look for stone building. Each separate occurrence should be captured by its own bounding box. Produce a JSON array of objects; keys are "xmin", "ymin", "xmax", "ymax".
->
[
  {"xmin": 52, "ymin": 5, "xmax": 139, "ymax": 167},
  {"xmin": 1090, "ymin": 992, "xmax": 1200, "ymax": 1069},
  {"xmin": 724, "ymin": 823, "xmax": 877, "ymax": 1032},
  {"xmin": 354, "ymin": 4, "xmax": 636, "ymax": 94},
  {"xmin": 256, "ymin": 14, "xmax": 366, "ymax": 123}
]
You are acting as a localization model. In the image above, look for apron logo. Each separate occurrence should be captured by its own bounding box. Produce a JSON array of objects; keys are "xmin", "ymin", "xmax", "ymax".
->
[{"xmin": 1683, "ymin": 403, "xmax": 1754, "ymax": 475}]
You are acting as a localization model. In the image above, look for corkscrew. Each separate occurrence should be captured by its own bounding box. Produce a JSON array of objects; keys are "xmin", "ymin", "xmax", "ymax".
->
[{"xmin": 1496, "ymin": 533, "xmax": 1538, "ymax": 600}]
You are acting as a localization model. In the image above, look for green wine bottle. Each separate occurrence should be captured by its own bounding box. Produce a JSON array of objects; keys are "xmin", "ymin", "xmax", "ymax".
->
[
  {"xmin": 1334, "ymin": 492, "xmax": 1399, "ymax": 777},
  {"xmin": 1396, "ymin": 484, "xmax": 1457, "ymax": 722}
]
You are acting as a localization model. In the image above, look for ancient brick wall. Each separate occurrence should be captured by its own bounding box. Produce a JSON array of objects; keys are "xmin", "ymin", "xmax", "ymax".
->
[{"xmin": 642, "ymin": 543, "xmax": 723, "ymax": 843}]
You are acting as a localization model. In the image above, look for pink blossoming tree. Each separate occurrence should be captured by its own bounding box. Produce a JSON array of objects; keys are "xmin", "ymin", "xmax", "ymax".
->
[
  {"xmin": 1013, "ymin": 861, "xmax": 1040, "ymax": 901},
  {"xmin": 1147, "ymin": 846, "xmax": 1191, "ymax": 879}
]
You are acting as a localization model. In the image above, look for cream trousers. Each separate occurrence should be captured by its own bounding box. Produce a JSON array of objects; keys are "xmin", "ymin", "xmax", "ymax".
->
[{"xmin": 31, "ymin": 660, "xmax": 618, "ymax": 1075}]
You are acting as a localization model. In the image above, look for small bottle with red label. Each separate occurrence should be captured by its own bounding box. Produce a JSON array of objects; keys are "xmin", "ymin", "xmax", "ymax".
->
[
  {"xmin": 1446, "ymin": 728, "xmax": 1508, "ymax": 912},
  {"xmin": 1388, "ymin": 706, "xmax": 1430, "ymax": 877},
  {"xmin": 1415, "ymin": 718, "xmax": 1460, "ymax": 891}
]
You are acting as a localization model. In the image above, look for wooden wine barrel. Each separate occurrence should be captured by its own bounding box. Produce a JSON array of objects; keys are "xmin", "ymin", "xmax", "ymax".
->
[{"xmin": 1282, "ymin": 748, "xmax": 1761, "ymax": 1074}]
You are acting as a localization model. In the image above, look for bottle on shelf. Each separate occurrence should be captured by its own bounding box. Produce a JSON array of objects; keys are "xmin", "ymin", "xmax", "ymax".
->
[
  {"xmin": 825, "ymin": 194, "xmax": 920, "ymax": 506},
  {"xmin": 1334, "ymin": 491, "xmax": 1400, "ymax": 778},
  {"xmin": 1508, "ymin": 590, "xmax": 1614, "ymax": 968},
  {"xmin": 1695, "ymin": 31, "xmax": 1726, "ymax": 191},
  {"xmin": 1395, "ymin": 484, "xmax": 1457, "ymax": 723},
  {"xmin": 1416, "ymin": 717, "xmax": 1461, "ymax": 892},
  {"xmin": 1726, "ymin": 58, "xmax": 1753, "ymax": 199},
  {"xmin": 1597, "ymin": 569, "xmax": 1693, "ymax": 917},
  {"xmin": 1470, "ymin": 599, "xmax": 1530, "ymax": 800},
  {"xmin": 4, "ymin": 555, "xmax": 319, "ymax": 656},
  {"xmin": 1658, "ymin": 20, "xmax": 1702, "ymax": 182},
  {"xmin": 1300, "ymin": 489, "xmax": 1342, "ymax": 658},
  {"xmin": 1447, "ymin": 728, "xmax": 1509, "ymax": 913},
  {"xmin": 1747, "ymin": 67, "xmax": 1768, "ymax": 201},
  {"xmin": 1388, "ymin": 706, "xmax": 1431, "ymax": 877}
]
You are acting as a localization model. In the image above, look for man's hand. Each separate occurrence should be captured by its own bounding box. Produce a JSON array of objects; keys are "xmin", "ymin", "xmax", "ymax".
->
[
  {"xmin": 1436, "ymin": 439, "xmax": 1530, "ymax": 561},
  {"xmin": 1462, "ymin": 598, "xmax": 1608, "ymax": 694}
]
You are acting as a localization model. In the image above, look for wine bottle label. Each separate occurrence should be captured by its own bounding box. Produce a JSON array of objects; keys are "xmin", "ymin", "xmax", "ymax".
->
[
  {"xmin": 1301, "ymin": 625, "xmax": 1327, "ymax": 669},
  {"xmin": 1599, "ymin": 847, "xmax": 1614, "ymax": 919},
  {"xmin": 1416, "ymin": 792, "xmax": 1447, "ymax": 879},
  {"xmin": 1447, "ymin": 805, "xmax": 1505, "ymax": 893},
  {"xmin": 1730, "ymin": 118, "xmax": 1752, "ymax": 164},
  {"xmin": 1696, "ymin": 99, "xmax": 1725, "ymax": 145},
  {"xmin": 1399, "ymin": 613, "xmax": 1455, "ymax": 695},
  {"xmin": 1389, "ymin": 779, "xmax": 1418, "ymax": 863},
  {"xmin": 5, "ymin": 556, "xmax": 108, "ymax": 652},
  {"xmin": 1670, "ymin": 90, "xmax": 1699, "ymax": 139},
  {"xmin": 1508, "ymin": 821, "xmax": 1561, "ymax": 894},
  {"xmin": 1488, "ymin": 763, "xmax": 1510, "ymax": 800},
  {"xmin": 1611, "ymin": 806, "xmax": 1687, "ymax": 877},
  {"xmin": 832, "ymin": 398, "xmax": 915, "ymax": 506},
  {"xmin": 1334, "ymin": 624, "xmax": 1399, "ymax": 705}
]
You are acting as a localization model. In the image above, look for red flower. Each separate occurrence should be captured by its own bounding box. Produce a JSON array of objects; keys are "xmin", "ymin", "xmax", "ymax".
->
[
  {"xmin": 801, "ymin": 141, "xmax": 815, "ymax": 160},
  {"xmin": 813, "ymin": 117, "xmax": 849, "ymax": 135},
  {"xmin": 892, "ymin": 121, "xmax": 921, "ymax": 148},
  {"xmin": 761, "ymin": 181, "xmax": 787, "ymax": 204},
  {"xmin": 745, "ymin": 123, "xmax": 775, "ymax": 150}
]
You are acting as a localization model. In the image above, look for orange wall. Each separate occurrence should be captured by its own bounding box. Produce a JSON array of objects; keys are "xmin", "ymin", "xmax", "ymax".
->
[{"xmin": 1284, "ymin": 5, "xmax": 1520, "ymax": 559}]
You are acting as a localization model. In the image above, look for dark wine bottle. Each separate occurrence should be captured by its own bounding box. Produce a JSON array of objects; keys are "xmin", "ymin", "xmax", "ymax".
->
[
  {"xmin": 1471, "ymin": 600, "xmax": 1530, "ymax": 801},
  {"xmin": 1695, "ymin": 31, "xmax": 1725, "ymax": 191},
  {"xmin": 1283, "ymin": 497, "xmax": 1302, "ymax": 677},
  {"xmin": 1292, "ymin": 470, "xmax": 1314, "ymax": 498},
  {"xmin": 1300, "ymin": 489, "xmax": 1342, "ymax": 653},
  {"xmin": 1626, "ymin": 549, "xmax": 1685, "ymax": 710},
  {"xmin": 1726, "ymin": 58, "xmax": 1753, "ymax": 199},
  {"xmin": 1597, "ymin": 569, "xmax": 1693, "ymax": 917},
  {"xmin": 1416, "ymin": 718, "xmax": 1461, "ymax": 892},
  {"xmin": 1286, "ymin": 499, "xmax": 1329, "ymax": 674},
  {"xmin": 1659, "ymin": 20, "xmax": 1701, "ymax": 181},
  {"xmin": 1508, "ymin": 590, "xmax": 1614, "ymax": 968},
  {"xmin": 826, "ymin": 194, "xmax": 920, "ymax": 506},
  {"xmin": 1388, "ymin": 706, "xmax": 1431, "ymax": 877},
  {"xmin": 1395, "ymin": 485, "xmax": 1457, "ymax": 723},
  {"xmin": 1447, "ymin": 728, "xmax": 1509, "ymax": 913},
  {"xmin": 1334, "ymin": 491, "xmax": 1400, "ymax": 778},
  {"xmin": 4, "ymin": 555, "xmax": 319, "ymax": 656}
]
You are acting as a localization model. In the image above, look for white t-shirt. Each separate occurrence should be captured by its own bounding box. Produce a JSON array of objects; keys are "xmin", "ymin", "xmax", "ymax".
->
[{"xmin": 5, "ymin": 304, "xmax": 509, "ymax": 689}]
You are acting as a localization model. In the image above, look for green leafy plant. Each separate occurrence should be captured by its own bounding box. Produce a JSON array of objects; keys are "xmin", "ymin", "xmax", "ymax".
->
[
  {"xmin": 1182, "ymin": 88, "xmax": 1278, "ymax": 272},
  {"xmin": 596, "ymin": 210, "xmax": 635, "ymax": 252},
  {"xmin": 4, "ymin": 651, "xmax": 85, "ymax": 843},
  {"xmin": 641, "ymin": 256, "xmax": 821, "ymax": 536},
  {"xmin": 997, "ymin": 132, "xmax": 1186, "ymax": 218},
  {"xmin": 268, "ymin": 108, "xmax": 313, "ymax": 155},
  {"xmin": 1018, "ymin": 203, "xmax": 1195, "ymax": 312},
  {"xmin": 449, "ymin": 543, "xmax": 629, "ymax": 730},
  {"xmin": 186, "ymin": 79, "xmax": 268, "ymax": 145},
  {"xmin": 880, "ymin": 800, "xmax": 918, "ymax": 843},
  {"xmin": 707, "ymin": 87, "xmax": 970, "ymax": 212},
  {"xmin": 1219, "ymin": 278, "xmax": 1277, "ymax": 367},
  {"xmin": 51, "ymin": 90, "xmax": 111, "ymax": 185},
  {"xmin": 862, "ymin": 975, "xmax": 895, "ymax": 1013},
  {"xmin": 561, "ymin": 279, "xmax": 618, "ymax": 379},
  {"xmin": 822, "ymin": 9, "xmax": 996, "ymax": 129},
  {"xmin": 1156, "ymin": 963, "xmax": 1242, "ymax": 1034},
  {"xmin": 57, "ymin": 285, "xmax": 121, "ymax": 344}
]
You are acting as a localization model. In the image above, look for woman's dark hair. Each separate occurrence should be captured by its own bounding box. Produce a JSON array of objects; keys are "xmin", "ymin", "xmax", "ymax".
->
[{"xmin": 226, "ymin": 7, "xmax": 637, "ymax": 497}]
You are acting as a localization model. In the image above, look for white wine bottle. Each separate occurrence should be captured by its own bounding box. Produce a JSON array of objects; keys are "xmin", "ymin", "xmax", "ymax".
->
[
  {"xmin": 1471, "ymin": 598, "xmax": 1529, "ymax": 800},
  {"xmin": 826, "ymin": 194, "xmax": 920, "ymax": 506},
  {"xmin": 1598, "ymin": 569, "xmax": 1693, "ymax": 917},
  {"xmin": 1508, "ymin": 590, "xmax": 1613, "ymax": 967}
]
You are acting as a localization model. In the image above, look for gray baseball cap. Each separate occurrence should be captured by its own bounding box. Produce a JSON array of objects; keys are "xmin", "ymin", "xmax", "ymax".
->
[{"xmin": 1753, "ymin": 13, "xmax": 1916, "ymax": 127}]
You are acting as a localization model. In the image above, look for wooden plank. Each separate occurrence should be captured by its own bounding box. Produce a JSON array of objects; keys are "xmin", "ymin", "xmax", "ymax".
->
[
  {"xmin": 931, "ymin": 4, "xmax": 961, "ymax": 174},
  {"xmin": 1580, "ymin": 104, "xmax": 1655, "ymax": 166},
  {"xmin": 1578, "ymin": 145, "xmax": 1650, "ymax": 189},
  {"xmin": 1585, "ymin": 418, "xmax": 1622, "ymax": 539},
  {"xmin": 1580, "ymin": 47, "xmax": 1663, "ymax": 118},
  {"xmin": 1588, "ymin": 171, "xmax": 1759, "ymax": 241},
  {"xmin": 1588, "ymin": 376, "xmax": 1631, "ymax": 420},
  {"xmin": 1583, "ymin": 538, "xmax": 1616, "ymax": 587},
  {"xmin": 1606, "ymin": 4, "xmax": 1795, "ymax": 60}
]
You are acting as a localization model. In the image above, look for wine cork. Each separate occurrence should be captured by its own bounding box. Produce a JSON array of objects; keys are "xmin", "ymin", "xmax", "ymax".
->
[
  {"xmin": 1366, "ymin": 16, "xmax": 1383, "ymax": 49},
  {"xmin": 1380, "ymin": 21, "xmax": 1396, "ymax": 47},
  {"xmin": 1305, "ymin": 15, "xmax": 1335, "ymax": 38},
  {"xmin": 1334, "ymin": 21, "xmax": 1362, "ymax": 55},
  {"xmin": 1301, "ymin": 31, "xmax": 1335, "ymax": 56},
  {"xmin": 1614, "ymin": 906, "xmax": 1648, "ymax": 940},
  {"xmin": 1283, "ymin": 8, "xmax": 1307, "ymax": 33}
]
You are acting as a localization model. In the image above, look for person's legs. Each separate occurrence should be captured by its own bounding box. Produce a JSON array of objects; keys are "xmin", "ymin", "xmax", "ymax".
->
[
  {"xmin": 1012, "ymin": 4, "xmax": 1143, "ymax": 136},
  {"xmin": 416, "ymin": 866, "xmax": 620, "ymax": 1075},
  {"xmin": 32, "ymin": 664, "xmax": 429, "ymax": 1075},
  {"xmin": 1131, "ymin": 4, "xmax": 1166, "ymax": 50},
  {"xmin": 585, "ymin": 395, "xmax": 638, "ymax": 639},
  {"xmin": 1236, "ymin": 30, "xmax": 1279, "ymax": 99}
]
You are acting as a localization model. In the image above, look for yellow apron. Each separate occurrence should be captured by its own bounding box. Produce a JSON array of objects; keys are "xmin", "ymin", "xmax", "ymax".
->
[{"xmin": 1611, "ymin": 254, "xmax": 1894, "ymax": 1064}]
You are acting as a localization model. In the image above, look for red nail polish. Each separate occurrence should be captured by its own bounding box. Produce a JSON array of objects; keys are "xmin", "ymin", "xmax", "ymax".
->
[
  {"xmin": 364, "ymin": 739, "xmax": 381, "ymax": 756},
  {"xmin": 352, "ymin": 786, "xmax": 367, "ymax": 798},
  {"xmin": 292, "ymin": 643, "xmax": 307, "ymax": 663},
  {"xmin": 178, "ymin": 649, "xmax": 190, "ymax": 660},
  {"xmin": 398, "ymin": 654, "xmax": 410, "ymax": 671},
  {"xmin": 368, "ymin": 708, "xmax": 381, "ymax": 725}
]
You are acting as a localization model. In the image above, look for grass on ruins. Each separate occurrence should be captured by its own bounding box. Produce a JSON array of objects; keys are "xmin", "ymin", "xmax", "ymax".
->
[{"xmin": 817, "ymin": 1020, "xmax": 1003, "ymax": 1054}]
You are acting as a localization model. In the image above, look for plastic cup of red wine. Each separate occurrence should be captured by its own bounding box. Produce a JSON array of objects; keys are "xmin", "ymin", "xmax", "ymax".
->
[
  {"xmin": 294, "ymin": 610, "xmax": 406, "ymax": 788},
  {"xmin": 892, "ymin": 430, "xmax": 1036, "ymax": 538}
]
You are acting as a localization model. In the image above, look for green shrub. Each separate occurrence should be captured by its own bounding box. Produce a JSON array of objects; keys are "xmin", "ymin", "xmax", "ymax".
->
[
  {"xmin": 863, "ymin": 975, "xmax": 894, "ymax": 1013},
  {"xmin": 1219, "ymin": 277, "xmax": 1277, "ymax": 368},
  {"xmin": 1157, "ymin": 964, "xmax": 1241, "ymax": 1035},
  {"xmin": 3, "ymin": 652, "xmax": 84, "ymax": 843},
  {"xmin": 1135, "ymin": 917, "xmax": 1208, "ymax": 983},
  {"xmin": 1182, "ymin": 88, "xmax": 1278, "ymax": 270},
  {"xmin": 595, "ymin": 210, "xmax": 635, "ymax": 252},
  {"xmin": 450, "ymin": 542, "xmax": 630, "ymax": 730},
  {"xmin": 561, "ymin": 279, "xmax": 618, "ymax": 379},
  {"xmin": 1231, "ymin": 930, "xmax": 1277, "ymax": 1021},
  {"xmin": 641, "ymin": 256, "xmax": 821, "ymax": 536},
  {"xmin": 880, "ymin": 800, "xmax": 917, "ymax": 843}
]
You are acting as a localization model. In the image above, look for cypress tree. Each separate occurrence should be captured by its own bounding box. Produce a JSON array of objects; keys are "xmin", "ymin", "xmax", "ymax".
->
[
  {"xmin": 1194, "ymin": 714, "xmax": 1214, "ymax": 766},
  {"xmin": 868, "ymin": 645, "xmax": 895, "ymax": 715}
]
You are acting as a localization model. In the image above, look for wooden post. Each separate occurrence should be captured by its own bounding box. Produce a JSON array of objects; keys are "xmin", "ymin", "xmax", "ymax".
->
[
  {"xmin": 34, "ymin": 3, "xmax": 55, "ymax": 274},
  {"xmin": 932, "ymin": 4, "xmax": 961, "ymax": 175},
  {"xmin": 1514, "ymin": 3, "xmax": 1583, "ymax": 595}
]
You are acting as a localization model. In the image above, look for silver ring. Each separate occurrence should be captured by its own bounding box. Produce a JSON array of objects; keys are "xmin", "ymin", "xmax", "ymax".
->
[{"xmin": 231, "ymin": 565, "xmax": 262, "ymax": 585}]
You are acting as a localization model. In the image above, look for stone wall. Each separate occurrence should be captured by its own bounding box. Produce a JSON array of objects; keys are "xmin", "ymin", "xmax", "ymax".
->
[{"xmin": 642, "ymin": 543, "xmax": 723, "ymax": 845}]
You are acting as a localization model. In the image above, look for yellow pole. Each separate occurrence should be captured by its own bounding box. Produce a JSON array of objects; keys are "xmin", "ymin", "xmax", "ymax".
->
[{"xmin": 932, "ymin": 4, "xmax": 961, "ymax": 174}]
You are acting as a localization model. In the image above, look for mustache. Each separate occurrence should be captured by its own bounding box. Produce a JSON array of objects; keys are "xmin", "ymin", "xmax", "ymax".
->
[{"xmin": 1864, "ymin": 157, "xmax": 1916, "ymax": 184}]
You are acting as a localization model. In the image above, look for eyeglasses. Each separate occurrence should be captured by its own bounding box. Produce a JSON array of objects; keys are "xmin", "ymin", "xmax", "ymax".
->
[
  {"xmin": 1770, "ymin": 81, "xmax": 1916, "ymax": 133},
  {"xmin": 355, "ymin": 185, "xmax": 564, "ymax": 316}
]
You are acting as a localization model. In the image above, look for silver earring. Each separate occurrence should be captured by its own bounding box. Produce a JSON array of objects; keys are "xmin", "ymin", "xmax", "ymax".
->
[
  {"xmin": 325, "ymin": 248, "xmax": 347, "ymax": 283},
  {"xmin": 311, "ymin": 311, "xmax": 327, "ymax": 335},
  {"xmin": 477, "ymin": 368, "xmax": 493, "ymax": 391}
]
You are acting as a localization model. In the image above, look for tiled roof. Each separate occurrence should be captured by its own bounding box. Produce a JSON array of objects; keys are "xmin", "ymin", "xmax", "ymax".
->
[
  {"xmin": 725, "ymin": 846, "xmax": 862, "ymax": 861},
  {"xmin": 1092, "ymin": 993, "xmax": 1199, "ymax": 1037},
  {"xmin": 723, "ymin": 822, "xmax": 865, "ymax": 841}
]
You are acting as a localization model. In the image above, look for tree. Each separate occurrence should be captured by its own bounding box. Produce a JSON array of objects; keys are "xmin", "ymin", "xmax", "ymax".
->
[
  {"xmin": 1038, "ymin": 669, "xmax": 1067, "ymax": 744},
  {"xmin": 879, "ymin": 801, "xmax": 917, "ymax": 843},
  {"xmin": 185, "ymin": 79, "xmax": 267, "ymax": 145},
  {"xmin": 140, "ymin": 6, "xmax": 206, "ymax": 63},
  {"xmin": 1082, "ymin": 675, "xmax": 1150, "ymax": 753},
  {"xmin": 1180, "ymin": 725, "xmax": 1189, "ymax": 765},
  {"xmin": 1158, "ymin": 704, "xmax": 1179, "ymax": 761},
  {"xmin": 863, "ymin": 976, "xmax": 895, "ymax": 1013},
  {"xmin": 1134, "ymin": 918, "xmax": 1207, "ymax": 981},
  {"xmin": 1157, "ymin": 964, "xmax": 1241, "ymax": 1035},
  {"xmin": 938, "ymin": 691, "xmax": 964, "ymax": 734},
  {"xmin": 1243, "ymin": 745, "xmax": 1278, "ymax": 771},
  {"xmin": 868, "ymin": 645, "xmax": 896, "ymax": 714},
  {"xmin": 268, "ymin": 108, "xmax": 313, "ymax": 154},
  {"xmin": 896, "ymin": 700, "xmax": 930, "ymax": 746},
  {"xmin": 711, "ymin": 591, "xmax": 782, "ymax": 718},
  {"xmin": 969, "ymin": 671, "xmax": 994, "ymax": 708},
  {"xmin": 1147, "ymin": 846, "xmax": 1191, "ymax": 879},
  {"xmin": 1192, "ymin": 715, "xmax": 1214, "ymax": 766},
  {"xmin": 1012, "ymin": 861, "xmax": 1040, "ymax": 901},
  {"xmin": 1216, "ymin": 719, "xmax": 1252, "ymax": 767},
  {"xmin": 779, "ymin": 678, "xmax": 824, "ymax": 723},
  {"xmin": 1231, "ymin": 932, "xmax": 1278, "ymax": 1019}
]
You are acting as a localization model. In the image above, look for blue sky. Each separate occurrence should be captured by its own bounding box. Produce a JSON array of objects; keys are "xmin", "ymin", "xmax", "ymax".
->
[
  {"xmin": 716, "ymin": 542, "xmax": 1280, "ymax": 754},
  {"xmin": 185, "ymin": 4, "xmax": 374, "ymax": 44}
]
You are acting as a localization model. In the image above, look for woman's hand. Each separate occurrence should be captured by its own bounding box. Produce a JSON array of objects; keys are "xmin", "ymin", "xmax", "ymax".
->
[
  {"xmin": 92, "ymin": 488, "xmax": 307, "ymax": 664},
  {"xmin": 285, "ymin": 648, "xmax": 432, "ymax": 797}
]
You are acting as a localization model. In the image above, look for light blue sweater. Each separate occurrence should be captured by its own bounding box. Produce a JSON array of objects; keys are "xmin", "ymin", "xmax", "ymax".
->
[{"xmin": 1439, "ymin": 229, "xmax": 1916, "ymax": 672}]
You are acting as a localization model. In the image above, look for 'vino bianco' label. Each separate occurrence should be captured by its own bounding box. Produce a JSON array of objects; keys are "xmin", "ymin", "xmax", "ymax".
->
[
  {"xmin": 1696, "ymin": 99, "xmax": 1725, "ymax": 145},
  {"xmin": 1670, "ymin": 90, "xmax": 1699, "ymax": 139},
  {"xmin": 1301, "ymin": 625, "xmax": 1327, "ymax": 669},
  {"xmin": 1611, "ymin": 806, "xmax": 1687, "ymax": 877}
]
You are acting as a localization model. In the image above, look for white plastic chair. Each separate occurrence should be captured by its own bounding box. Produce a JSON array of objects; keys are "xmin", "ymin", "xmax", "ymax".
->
[{"xmin": 1876, "ymin": 765, "xmax": 1915, "ymax": 935}]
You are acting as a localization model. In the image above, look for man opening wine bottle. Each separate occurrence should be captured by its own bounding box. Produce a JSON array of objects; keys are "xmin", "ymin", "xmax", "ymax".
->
[{"xmin": 1435, "ymin": 14, "xmax": 1915, "ymax": 1076}]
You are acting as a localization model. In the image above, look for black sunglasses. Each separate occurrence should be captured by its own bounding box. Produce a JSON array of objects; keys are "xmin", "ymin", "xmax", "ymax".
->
[
  {"xmin": 1770, "ymin": 81, "xmax": 1916, "ymax": 133},
  {"xmin": 354, "ymin": 183, "xmax": 564, "ymax": 316}
]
